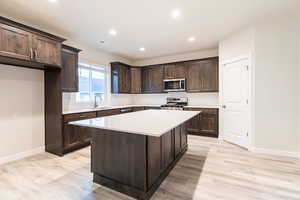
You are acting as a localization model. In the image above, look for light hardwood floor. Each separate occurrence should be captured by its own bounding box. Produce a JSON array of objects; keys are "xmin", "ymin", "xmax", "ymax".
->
[{"xmin": 0, "ymin": 136, "xmax": 300, "ymax": 200}]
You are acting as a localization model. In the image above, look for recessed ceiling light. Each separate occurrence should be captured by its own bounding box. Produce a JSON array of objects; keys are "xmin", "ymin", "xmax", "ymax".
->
[
  {"xmin": 188, "ymin": 37, "xmax": 196, "ymax": 42},
  {"xmin": 171, "ymin": 10, "xmax": 181, "ymax": 19},
  {"xmin": 109, "ymin": 29, "xmax": 117, "ymax": 36},
  {"xmin": 139, "ymin": 47, "xmax": 146, "ymax": 52},
  {"xmin": 48, "ymin": 0, "xmax": 57, "ymax": 3}
]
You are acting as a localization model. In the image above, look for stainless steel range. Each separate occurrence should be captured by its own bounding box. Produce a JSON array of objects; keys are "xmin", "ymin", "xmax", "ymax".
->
[{"xmin": 161, "ymin": 97, "xmax": 188, "ymax": 110}]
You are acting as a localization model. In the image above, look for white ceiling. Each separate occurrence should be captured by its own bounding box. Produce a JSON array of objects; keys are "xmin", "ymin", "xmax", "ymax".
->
[{"xmin": 0, "ymin": 0, "xmax": 299, "ymax": 60}]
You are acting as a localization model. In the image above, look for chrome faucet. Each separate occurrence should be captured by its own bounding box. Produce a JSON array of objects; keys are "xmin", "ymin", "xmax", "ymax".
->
[
  {"xmin": 94, "ymin": 95, "xmax": 99, "ymax": 108},
  {"xmin": 94, "ymin": 95, "xmax": 103, "ymax": 108}
]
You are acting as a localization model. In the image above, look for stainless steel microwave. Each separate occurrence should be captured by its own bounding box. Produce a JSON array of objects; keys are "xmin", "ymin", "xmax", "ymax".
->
[{"xmin": 163, "ymin": 79, "xmax": 186, "ymax": 92}]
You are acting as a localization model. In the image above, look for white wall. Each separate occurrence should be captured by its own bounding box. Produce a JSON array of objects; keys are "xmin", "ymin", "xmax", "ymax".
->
[
  {"xmin": 254, "ymin": 15, "xmax": 298, "ymax": 152},
  {"xmin": 0, "ymin": 65, "xmax": 44, "ymax": 162},
  {"xmin": 219, "ymin": 28, "xmax": 255, "ymax": 62},
  {"xmin": 133, "ymin": 93, "xmax": 219, "ymax": 106},
  {"xmin": 219, "ymin": 13, "xmax": 300, "ymax": 154},
  {"xmin": 133, "ymin": 49, "xmax": 218, "ymax": 66},
  {"xmin": 298, "ymin": 15, "xmax": 300, "ymax": 156}
]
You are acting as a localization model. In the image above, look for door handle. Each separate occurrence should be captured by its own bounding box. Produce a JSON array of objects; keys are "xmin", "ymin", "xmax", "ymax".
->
[{"xmin": 222, "ymin": 105, "xmax": 226, "ymax": 109}]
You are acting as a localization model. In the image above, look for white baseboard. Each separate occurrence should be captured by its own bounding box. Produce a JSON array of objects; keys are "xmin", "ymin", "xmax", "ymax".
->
[
  {"xmin": 0, "ymin": 146, "xmax": 45, "ymax": 166},
  {"xmin": 251, "ymin": 147, "xmax": 299, "ymax": 159}
]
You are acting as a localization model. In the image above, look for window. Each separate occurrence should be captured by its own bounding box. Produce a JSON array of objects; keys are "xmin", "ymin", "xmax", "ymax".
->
[{"xmin": 77, "ymin": 62, "xmax": 107, "ymax": 102}]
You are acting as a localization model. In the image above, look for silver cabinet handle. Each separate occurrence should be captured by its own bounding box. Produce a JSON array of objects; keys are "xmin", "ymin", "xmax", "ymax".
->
[
  {"xmin": 121, "ymin": 108, "xmax": 132, "ymax": 113},
  {"xmin": 222, "ymin": 105, "xmax": 226, "ymax": 109},
  {"xmin": 30, "ymin": 49, "xmax": 33, "ymax": 60},
  {"xmin": 35, "ymin": 49, "xmax": 38, "ymax": 59}
]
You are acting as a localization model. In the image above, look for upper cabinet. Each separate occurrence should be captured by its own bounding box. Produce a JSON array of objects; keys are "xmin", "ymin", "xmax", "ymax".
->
[
  {"xmin": 32, "ymin": 35, "xmax": 62, "ymax": 66},
  {"xmin": 142, "ymin": 65, "xmax": 164, "ymax": 93},
  {"xmin": 0, "ymin": 17, "xmax": 65, "ymax": 69},
  {"xmin": 111, "ymin": 62, "xmax": 131, "ymax": 93},
  {"xmin": 0, "ymin": 24, "xmax": 33, "ymax": 61},
  {"xmin": 130, "ymin": 67, "xmax": 142, "ymax": 94},
  {"xmin": 61, "ymin": 45, "xmax": 81, "ymax": 92},
  {"xmin": 163, "ymin": 63, "xmax": 186, "ymax": 79},
  {"xmin": 186, "ymin": 58, "xmax": 219, "ymax": 92}
]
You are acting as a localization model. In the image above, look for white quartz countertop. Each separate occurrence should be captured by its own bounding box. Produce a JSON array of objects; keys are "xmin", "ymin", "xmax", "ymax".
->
[
  {"xmin": 63, "ymin": 105, "xmax": 161, "ymax": 115},
  {"xmin": 69, "ymin": 110, "xmax": 200, "ymax": 137}
]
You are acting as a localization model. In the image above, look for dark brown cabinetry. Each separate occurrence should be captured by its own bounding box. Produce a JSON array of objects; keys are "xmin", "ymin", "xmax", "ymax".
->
[
  {"xmin": 0, "ymin": 17, "xmax": 65, "ymax": 69},
  {"xmin": 130, "ymin": 67, "xmax": 142, "ymax": 93},
  {"xmin": 184, "ymin": 107, "xmax": 219, "ymax": 137},
  {"xmin": 63, "ymin": 112, "xmax": 97, "ymax": 152},
  {"xmin": 163, "ymin": 63, "xmax": 186, "ymax": 79},
  {"xmin": 132, "ymin": 106, "xmax": 145, "ymax": 112},
  {"xmin": 61, "ymin": 45, "xmax": 81, "ymax": 92},
  {"xmin": 111, "ymin": 62, "xmax": 131, "ymax": 93},
  {"xmin": 32, "ymin": 35, "xmax": 62, "ymax": 66},
  {"xmin": 161, "ymin": 131, "xmax": 174, "ymax": 170},
  {"xmin": 142, "ymin": 65, "xmax": 164, "ymax": 93},
  {"xmin": 0, "ymin": 23, "xmax": 33, "ymax": 61},
  {"xmin": 91, "ymin": 120, "xmax": 191, "ymax": 199},
  {"xmin": 187, "ymin": 58, "xmax": 219, "ymax": 92},
  {"xmin": 111, "ymin": 58, "xmax": 218, "ymax": 94},
  {"xmin": 97, "ymin": 109, "xmax": 121, "ymax": 117}
]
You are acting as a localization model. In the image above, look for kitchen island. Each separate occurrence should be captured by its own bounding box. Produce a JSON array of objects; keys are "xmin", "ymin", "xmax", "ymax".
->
[{"xmin": 70, "ymin": 110, "xmax": 200, "ymax": 200}]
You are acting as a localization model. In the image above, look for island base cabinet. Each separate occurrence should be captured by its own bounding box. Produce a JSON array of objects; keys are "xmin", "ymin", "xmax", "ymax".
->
[{"xmin": 90, "ymin": 121, "xmax": 191, "ymax": 200}]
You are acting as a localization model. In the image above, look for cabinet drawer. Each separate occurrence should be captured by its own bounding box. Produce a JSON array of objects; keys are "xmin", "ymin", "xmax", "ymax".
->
[
  {"xmin": 184, "ymin": 107, "xmax": 218, "ymax": 114},
  {"xmin": 63, "ymin": 112, "xmax": 97, "ymax": 123},
  {"xmin": 97, "ymin": 109, "xmax": 121, "ymax": 117}
]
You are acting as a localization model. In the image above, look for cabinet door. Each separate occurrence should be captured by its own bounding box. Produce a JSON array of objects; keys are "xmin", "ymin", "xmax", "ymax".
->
[
  {"xmin": 187, "ymin": 61, "xmax": 202, "ymax": 92},
  {"xmin": 164, "ymin": 63, "xmax": 186, "ymax": 79},
  {"xmin": 61, "ymin": 46, "xmax": 80, "ymax": 92},
  {"xmin": 174, "ymin": 126, "xmax": 181, "ymax": 158},
  {"xmin": 79, "ymin": 126, "xmax": 92, "ymax": 143},
  {"xmin": 186, "ymin": 114, "xmax": 201, "ymax": 133},
  {"xmin": 199, "ymin": 59, "xmax": 219, "ymax": 92},
  {"xmin": 63, "ymin": 125, "xmax": 81, "ymax": 149},
  {"xmin": 181, "ymin": 122, "xmax": 188, "ymax": 148},
  {"xmin": 200, "ymin": 113, "xmax": 219, "ymax": 137},
  {"xmin": 33, "ymin": 35, "xmax": 61, "ymax": 66},
  {"xmin": 121, "ymin": 65, "xmax": 131, "ymax": 93},
  {"xmin": 111, "ymin": 63, "xmax": 131, "ymax": 93},
  {"xmin": 142, "ymin": 66, "xmax": 163, "ymax": 93},
  {"xmin": 187, "ymin": 58, "xmax": 219, "ymax": 92},
  {"xmin": 142, "ymin": 67, "xmax": 151, "ymax": 92},
  {"xmin": 162, "ymin": 131, "xmax": 174, "ymax": 170},
  {"xmin": 0, "ymin": 24, "xmax": 33, "ymax": 60},
  {"xmin": 130, "ymin": 68, "xmax": 142, "ymax": 93}
]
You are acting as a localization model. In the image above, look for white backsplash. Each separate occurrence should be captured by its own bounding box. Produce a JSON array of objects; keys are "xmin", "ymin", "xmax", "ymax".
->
[
  {"xmin": 62, "ymin": 93, "xmax": 134, "ymax": 113},
  {"xmin": 132, "ymin": 92, "xmax": 219, "ymax": 106},
  {"xmin": 63, "ymin": 92, "xmax": 219, "ymax": 113}
]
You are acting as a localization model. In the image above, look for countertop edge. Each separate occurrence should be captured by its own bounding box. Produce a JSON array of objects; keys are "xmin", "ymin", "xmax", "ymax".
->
[{"xmin": 63, "ymin": 105, "xmax": 219, "ymax": 115}]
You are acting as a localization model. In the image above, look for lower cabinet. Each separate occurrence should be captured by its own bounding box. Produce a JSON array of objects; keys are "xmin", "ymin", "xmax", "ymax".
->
[
  {"xmin": 62, "ymin": 107, "xmax": 140, "ymax": 154},
  {"xmin": 161, "ymin": 131, "xmax": 174, "ymax": 171},
  {"xmin": 147, "ymin": 122, "xmax": 188, "ymax": 188},
  {"xmin": 63, "ymin": 125, "xmax": 92, "ymax": 151},
  {"xmin": 184, "ymin": 108, "xmax": 219, "ymax": 138},
  {"xmin": 132, "ymin": 106, "xmax": 145, "ymax": 112}
]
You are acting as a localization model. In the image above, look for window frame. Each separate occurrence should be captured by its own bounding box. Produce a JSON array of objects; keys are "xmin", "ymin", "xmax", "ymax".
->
[{"xmin": 76, "ymin": 62, "xmax": 108, "ymax": 102}]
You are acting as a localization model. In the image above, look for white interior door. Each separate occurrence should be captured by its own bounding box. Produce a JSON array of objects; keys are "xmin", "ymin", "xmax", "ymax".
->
[{"xmin": 221, "ymin": 57, "xmax": 250, "ymax": 148}]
